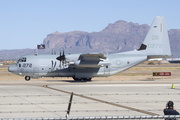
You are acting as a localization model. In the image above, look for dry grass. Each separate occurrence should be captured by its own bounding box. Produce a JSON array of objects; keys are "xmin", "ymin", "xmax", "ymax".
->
[
  {"xmin": 0, "ymin": 68, "xmax": 8, "ymax": 71},
  {"xmin": 114, "ymin": 73, "xmax": 150, "ymax": 76},
  {"xmin": 127, "ymin": 67, "xmax": 180, "ymax": 71}
]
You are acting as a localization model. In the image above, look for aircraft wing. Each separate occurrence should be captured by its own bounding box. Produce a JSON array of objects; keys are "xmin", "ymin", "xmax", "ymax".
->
[
  {"xmin": 78, "ymin": 53, "xmax": 107, "ymax": 61},
  {"xmin": 69, "ymin": 53, "xmax": 110, "ymax": 68}
]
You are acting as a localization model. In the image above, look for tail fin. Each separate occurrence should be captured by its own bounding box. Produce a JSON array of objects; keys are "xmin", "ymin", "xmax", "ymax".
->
[{"xmin": 138, "ymin": 16, "xmax": 171, "ymax": 58}]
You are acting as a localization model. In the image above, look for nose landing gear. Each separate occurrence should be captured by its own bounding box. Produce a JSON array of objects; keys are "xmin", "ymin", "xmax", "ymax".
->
[{"xmin": 25, "ymin": 76, "xmax": 31, "ymax": 81}]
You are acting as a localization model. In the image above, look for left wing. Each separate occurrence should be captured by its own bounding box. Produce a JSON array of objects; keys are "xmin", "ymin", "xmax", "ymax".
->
[
  {"xmin": 69, "ymin": 53, "xmax": 110, "ymax": 68},
  {"xmin": 78, "ymin": 53, "xmax": 107, "ymax": 61}
]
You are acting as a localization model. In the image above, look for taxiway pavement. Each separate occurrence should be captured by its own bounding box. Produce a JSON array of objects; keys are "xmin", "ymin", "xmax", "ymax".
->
[{"xmin": 0, "ymin": 79, "xmax": 180, "ymax": 118}]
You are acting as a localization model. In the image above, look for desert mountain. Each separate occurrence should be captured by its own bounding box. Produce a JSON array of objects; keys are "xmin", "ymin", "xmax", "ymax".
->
[
  {"xmin": 168, "ymin": 29, "xmax": 180, "ymax": 57},
  {"xmin": 43, "ymin": 20, "xmax": 150, "ymax": 54}
]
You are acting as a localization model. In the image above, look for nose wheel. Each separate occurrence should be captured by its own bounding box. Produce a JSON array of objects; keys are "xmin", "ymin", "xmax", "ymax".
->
[{"xmin": 25, "ymin": 76, "xmax": 31, "ymax": 81}]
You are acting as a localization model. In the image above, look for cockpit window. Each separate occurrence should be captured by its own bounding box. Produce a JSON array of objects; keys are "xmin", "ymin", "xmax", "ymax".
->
[
  {"xmin": 17, "ymin": 57, "xmax": 26, "ymax": 64},
  {"xmin": 21, "ymin": 58, "xmax": 26, "ymax": 62}
]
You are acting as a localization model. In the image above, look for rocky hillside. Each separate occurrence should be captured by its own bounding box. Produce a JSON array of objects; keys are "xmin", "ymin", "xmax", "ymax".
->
[
  {"xmin": 43, "ymin": 20, "xmax": 150, "ymax": 54},
  {"xmin": 168, "ymin": 29, "xmax": 180, "ymax": 57}
]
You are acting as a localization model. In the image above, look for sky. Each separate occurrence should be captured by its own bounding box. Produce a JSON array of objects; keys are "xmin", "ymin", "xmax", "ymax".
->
[{"xmin": 0, "ymin": 0, "xmax": 180, "ymax": 50}]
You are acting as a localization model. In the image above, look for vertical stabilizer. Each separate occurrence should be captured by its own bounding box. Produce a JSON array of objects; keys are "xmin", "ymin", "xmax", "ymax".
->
[{"xmin": 138, "ymin": 16, "xmax": 171, "ymax": 58}]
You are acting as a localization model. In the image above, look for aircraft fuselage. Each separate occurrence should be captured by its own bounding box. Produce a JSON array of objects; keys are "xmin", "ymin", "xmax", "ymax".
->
[{"xmin": 8, "ymin": 52, "xmax": 147, "ymax": 81}]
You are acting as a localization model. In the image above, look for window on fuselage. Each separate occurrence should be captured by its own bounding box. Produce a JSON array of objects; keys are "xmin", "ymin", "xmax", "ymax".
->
[{"xmin": 18, "ymin": 57, "xmax": 27, "ymax": 63}]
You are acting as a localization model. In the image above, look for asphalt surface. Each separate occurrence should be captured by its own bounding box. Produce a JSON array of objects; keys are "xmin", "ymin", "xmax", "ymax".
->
[{"xmin": 0, "ymin": 79, "xmax": 180, "ymax": 118}]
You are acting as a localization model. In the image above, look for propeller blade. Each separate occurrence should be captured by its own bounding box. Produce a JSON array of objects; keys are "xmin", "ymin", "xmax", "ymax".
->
[
  {"xmin": 60, "ymin": 49, "xmax": 61, "ymax": 56},
  {"xmin": 63, "ymin": 49, "xmax": 64, "ymax": 56},
  {"xmin": 56, "ymin": 48, "xmax": 66, "ymax": 69}
]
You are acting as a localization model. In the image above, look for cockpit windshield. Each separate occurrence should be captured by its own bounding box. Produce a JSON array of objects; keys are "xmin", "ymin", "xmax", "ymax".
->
[{"xmin": 16, "ymin": 57, "xmax": 26, "ymax": 64}]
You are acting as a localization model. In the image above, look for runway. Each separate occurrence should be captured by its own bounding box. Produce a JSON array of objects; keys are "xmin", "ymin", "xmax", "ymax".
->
[{"xmin": 0, "ymin": 79, "xmax": 180, "ymax": 118}]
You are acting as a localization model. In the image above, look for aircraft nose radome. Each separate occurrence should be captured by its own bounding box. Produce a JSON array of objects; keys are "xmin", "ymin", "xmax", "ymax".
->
[{"xmin": 8, "ymin": 65, "xmax": 17, "ymax": 72}]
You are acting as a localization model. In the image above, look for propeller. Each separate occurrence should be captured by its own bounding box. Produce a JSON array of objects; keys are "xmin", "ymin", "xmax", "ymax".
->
[{"xmin": 56, "ymin": 49, "xmax": 66, "ymax": 68}]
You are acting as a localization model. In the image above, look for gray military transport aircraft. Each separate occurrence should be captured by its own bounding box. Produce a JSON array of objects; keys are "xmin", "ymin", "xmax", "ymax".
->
[{"xmin": 8, "ymin": 16, "xmax": 171, "ymax": 81}]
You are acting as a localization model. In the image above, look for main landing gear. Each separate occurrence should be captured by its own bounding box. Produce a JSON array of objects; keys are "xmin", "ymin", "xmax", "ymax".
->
[
  {"xmin": 25, "ymin": 76, "xmax": 31, "ymax": 81},
  {"xmin": 73, "ymin": 77, "xmax": 92, "ymax": 81}
]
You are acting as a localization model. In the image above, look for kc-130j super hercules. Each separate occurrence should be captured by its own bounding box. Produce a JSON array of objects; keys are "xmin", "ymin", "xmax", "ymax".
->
[{"xmin": 8, "ymin": 16, "xmax": 172, "ymax": 81}]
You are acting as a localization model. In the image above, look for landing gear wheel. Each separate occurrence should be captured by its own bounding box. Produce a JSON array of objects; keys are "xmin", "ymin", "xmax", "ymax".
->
[
  {"xmin": 73, "ymin": 77, "xmax": 82, "ymax": 81},
  {"xmin": 25, "ymin": 76, "xmax": 31, "ymax": 81},
  {"xmin": 83, "ymin": 78, "xmax": 92, "ymax": 81}
]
